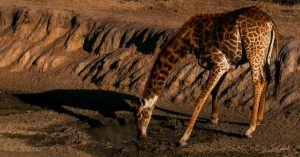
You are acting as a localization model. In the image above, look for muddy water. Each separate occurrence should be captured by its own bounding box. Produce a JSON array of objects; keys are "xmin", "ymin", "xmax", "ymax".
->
[{"xmin": 86, "ymin": 124, "xmax": 138, "ymax": 148}]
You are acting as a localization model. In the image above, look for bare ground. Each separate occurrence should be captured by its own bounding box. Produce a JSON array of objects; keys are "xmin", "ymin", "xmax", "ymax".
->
[{"xmin": 0, "ymin": 0, "xmax": 299, "ymax": 157}]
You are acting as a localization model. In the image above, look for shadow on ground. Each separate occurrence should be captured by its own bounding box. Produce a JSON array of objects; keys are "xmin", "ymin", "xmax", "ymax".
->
[
  {"xmin": 14, "ymin": 89, "xmax": 248, "ymax": 137},
  {"xmin": 15, "ymin": 89, "xmax": 139, "ymax": 126},
  {"xmin": 10, "ymin": 89, "xmax": 262, "ymax": 156}
]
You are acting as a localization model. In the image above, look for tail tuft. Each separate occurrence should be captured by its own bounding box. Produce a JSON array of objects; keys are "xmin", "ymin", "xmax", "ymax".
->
[{"xmin": 274, "ymin": 60, "xmax": 281, "ymax": 96}]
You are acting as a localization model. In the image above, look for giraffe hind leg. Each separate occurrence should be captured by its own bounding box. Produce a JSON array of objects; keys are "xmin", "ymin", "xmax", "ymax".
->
[
  {"xmin": 257, "ymin": 28, "xmax": 275, "ymax": 125},
  {"xmin": 257, "ymin": 61, "xmax": 271, "ymax": 125},
  {"xmin": 245, "ymin": 60, "xmax": 268, "ymax": 138},
  {"xmin": 257, "ymin": 80, "xmax": 268, "ymax": 125}
]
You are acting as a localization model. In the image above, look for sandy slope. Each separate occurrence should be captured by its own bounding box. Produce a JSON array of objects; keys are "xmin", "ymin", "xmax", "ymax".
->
[{"xmin": 0, "ymin": 0, "xmax": 299, "ymax": 156}]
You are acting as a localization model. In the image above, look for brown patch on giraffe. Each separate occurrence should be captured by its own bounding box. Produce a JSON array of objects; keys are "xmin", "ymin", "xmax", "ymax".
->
[{"xmin": 160, "ymin": 70, "xmax": 169, "ymax": 76}]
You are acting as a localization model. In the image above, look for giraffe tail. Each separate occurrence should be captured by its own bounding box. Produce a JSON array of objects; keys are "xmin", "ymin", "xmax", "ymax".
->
[{"xmin": 273, "ymin": 24, "xmax": 281, "ymax": 96}]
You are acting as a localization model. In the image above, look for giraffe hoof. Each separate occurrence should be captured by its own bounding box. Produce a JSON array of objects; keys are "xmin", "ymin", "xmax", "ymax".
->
[
  {"xmin": 256, "ymin": 121, "xmax": 262, "ymax": 126},
  {"xmin": 245, "ymin": 133, "xmax": 253, "ymax": 139},
  {"xmin": 210, "ymin": 118, "xmax": 219, "ymax": 124},
  {"xmin": 138, "ymin": 134, "xmax": 147, "ymax": 140},
  {"xmin": 245, "ymin": 126, "xmax": 255, "ymax": 139},
  {"xmin": 176, "ymin": 140, "xmax": 188, "ymax": 147}
]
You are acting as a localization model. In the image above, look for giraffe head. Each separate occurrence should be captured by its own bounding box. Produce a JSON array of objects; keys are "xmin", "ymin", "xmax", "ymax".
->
[{"xmin": 134, "ymin": 96, "xmax": 158, "ymax": 139}]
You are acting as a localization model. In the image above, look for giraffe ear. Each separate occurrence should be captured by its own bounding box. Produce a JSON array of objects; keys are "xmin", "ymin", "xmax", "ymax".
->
[
  {"xmin": 130, "ymin": 97, "xmax": 144, "ymax": 109},
  {"xmin": 140, "ymin": 99, "xmax": 145, "ymax": 106}
]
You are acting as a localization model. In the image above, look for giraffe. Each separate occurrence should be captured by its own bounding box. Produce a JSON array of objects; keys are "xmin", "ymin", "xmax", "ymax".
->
[{"xmin": 134, "ymin": 6, "xmax": 279, "ymax": 146}]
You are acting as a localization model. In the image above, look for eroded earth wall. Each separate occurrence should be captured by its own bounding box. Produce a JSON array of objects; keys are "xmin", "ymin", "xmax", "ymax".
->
[{"xmin": 0, "ymin": 7, "xmax": 299, "ymax": 116}]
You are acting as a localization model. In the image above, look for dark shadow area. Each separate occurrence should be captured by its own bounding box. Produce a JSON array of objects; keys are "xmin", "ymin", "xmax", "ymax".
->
[
  {"xmin": 82, "ymin": 25, "xmax": 172, "ymax": 55},
  {"xmin": 155, "ymin": 106, "xmax": 192, "ymax": 119},
  {"xmin": 220, "ymin": 120, "xmax": 250, "ymax": 126},
  {"xmin": 201, "ymin": 128, "xmax": 245, "ymax": 138},
  {"xmin": 15, "ymin": 89, "xmax": 139, "ymax": 126},
  {"xmin": 155, "ymin": 107, "xmax": 250, "ymax": 127},
  {"xmin": 83, "ymin": 31, "xmax": 100, "ymax": 53},
  {"xmin": 272, "ymin": 0, "xmax": 299, "ymax": 5},
  {"xmin": 125, "ymin": 30, "xmax": 168, "ymax": 54}
]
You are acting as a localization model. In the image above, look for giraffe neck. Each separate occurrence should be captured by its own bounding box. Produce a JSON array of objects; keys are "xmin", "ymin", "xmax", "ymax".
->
[
  {"xmin": 142, "ymin": 44, "xmax": 187, "ymax": 100},
  {"xmin": 141, "ymin": 19, "xmax": 199, "ymax": 102}
]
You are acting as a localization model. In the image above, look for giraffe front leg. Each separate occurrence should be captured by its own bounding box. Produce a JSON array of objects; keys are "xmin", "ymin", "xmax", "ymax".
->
[
  {"xmin": 178, "ymin": 68, "xmax": 227, "ymax": 146},
  {"xmin": 210, "ymin": 97, "xmax": 219, "ymax": 124},
  {"xmin": 245, "ymin": 74, "xmax": 265, "ymax": 138},
  {"xmin": 210, "ymin": 73, "xmax": 227, "ymax": 124},
  {"xmin": 136, "ymin": 96, "xmax": 159, "ymax": 139}
]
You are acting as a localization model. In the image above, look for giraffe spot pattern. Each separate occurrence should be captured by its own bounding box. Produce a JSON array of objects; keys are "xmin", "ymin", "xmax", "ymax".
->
[{"xmin": 142, "ymin": 6, "xmax": 277, "ymax": 100}]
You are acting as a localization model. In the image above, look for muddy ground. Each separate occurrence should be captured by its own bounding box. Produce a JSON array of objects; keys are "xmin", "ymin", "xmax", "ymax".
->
[{"xmin": 0, "ymin": 0, "xmax": 299, "ymax": 157}]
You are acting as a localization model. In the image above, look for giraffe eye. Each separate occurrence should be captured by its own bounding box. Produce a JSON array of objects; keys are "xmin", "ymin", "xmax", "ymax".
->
[{"xmin": 136, "ymin": 113, "xmax": 142, "ymax": 119}]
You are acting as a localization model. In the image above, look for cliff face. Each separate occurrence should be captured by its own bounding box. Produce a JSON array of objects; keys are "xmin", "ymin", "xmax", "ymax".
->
[{"xmin": 0, "ymin": 7, "xmax": 299, "ymax": 116}]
